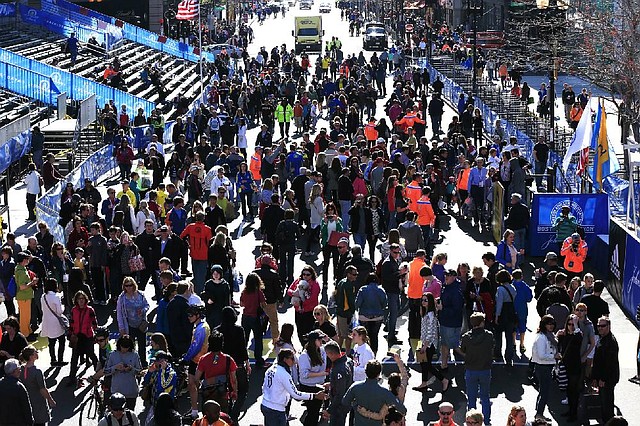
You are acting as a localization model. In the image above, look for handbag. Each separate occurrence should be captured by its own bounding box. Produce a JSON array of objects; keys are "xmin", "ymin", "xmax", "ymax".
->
[
  {"xmin": 328, "ymin": 231, "xmax": 350, "ymax": 246},
  {"xmin": 128, "ymin": 254, "xmax": 146, "ymax": 272},
  {"xmin": 68, "ymin": 333, "xmax": 79, "ymax": 348},
  {"xmin": 43, "ymin": 293, "xmax": 70, "ymax": 334},
  {"xmin": 138, "ymin": 320, "xmax": 149, "ymax": 333}
]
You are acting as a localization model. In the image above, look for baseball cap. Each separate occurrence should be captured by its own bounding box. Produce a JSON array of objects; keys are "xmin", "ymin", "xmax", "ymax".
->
[
  {"xmin": 544, "ymin": 252, "xmax": 558, "ymax": 261},
  {"xmin": 444, "ymin": 269, "xmax": 458, "ymax": 277},
  {"xmin": 153, "ymin": 350, "xmax": 171, "ymax": 361},
  {"xmin": 571, "ymin": 233, "xmax": 581, "ymax": 241},
  {"xmin": 306, "ymin": 330, "xmax": 327, "ymax": 342},
  {"xmin": 3, "ymin": 358, "xmax": 19, "ymax": 375}
]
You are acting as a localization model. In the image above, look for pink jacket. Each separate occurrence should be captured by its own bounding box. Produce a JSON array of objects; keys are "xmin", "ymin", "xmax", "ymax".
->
[{"xmin": 352, "ymin": 177, "xmax": 367, "ymax": 198}]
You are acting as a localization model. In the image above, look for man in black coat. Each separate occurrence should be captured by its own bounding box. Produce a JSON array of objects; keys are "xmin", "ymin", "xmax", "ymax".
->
[
  {"xmin": 256, "ymin": 124, "xmax": 273, "ymax": 148},
  {"xmin": 334, "ymin": 238, "xmax": 353, "ymax": 284},
  {"xmin": 135, "ymin": 220, "xmax": 160, "ymax": 293},
  {"xmin": 205, "ymin": 194, "xmax": 226, "ymax": 229},
  {"xmin": 254, "ymin": 255, "xmax": 283, "ymax": 340},
  {"xmin": 428, "ymin": 93, "xmax": 445, "ymax": 139},
  {"xmin": 261, "ymin": 194, "xmax": 285, "ymax": 250},
  {"xmin": 0, "ymin": 359, "xmax": 34, "ymax": 426},
  {"xmin": 166, "ymin": 282, "xmax": 192, "ymax": 357},
  {"xmin": 591, "ymin": 316, "xmax": 619, "ymax": 424},
  {"xmin": 275, "ymin": 209, "xmax": 300, "ymax": 285},
  {"xmin": 154, "ymin": 225, "xmax": 183, "ymax": 274},
  {"xmin": 381, "ymin": 244, "xmax": 407, "ymax": 345}
]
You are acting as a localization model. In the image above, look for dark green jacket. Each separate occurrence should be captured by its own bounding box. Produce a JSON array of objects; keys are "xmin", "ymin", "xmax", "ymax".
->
[{"xmin": 334, "ymin": 278, "xmax": 356, "ymax": 317}]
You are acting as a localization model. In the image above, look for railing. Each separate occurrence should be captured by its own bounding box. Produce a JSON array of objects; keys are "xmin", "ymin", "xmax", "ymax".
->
[
  {"xmin": 0, "ymin": 46, "xmax": 155, "ymax": 116},
  {"xmin": 410, "ymin": 56, "xmax": 578, "ymax": 193},
  {"xmin": 36, "ymin": 144, "xmax": 115, "ymax": 243}
]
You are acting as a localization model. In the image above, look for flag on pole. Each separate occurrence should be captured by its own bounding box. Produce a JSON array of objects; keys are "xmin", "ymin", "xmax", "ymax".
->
[
  {"xmin": 590, "ymin": 100, "xmax": 620, "ymax": 190},
  {"xmin": 562, "ymin": 99, "xmax": 595, "ymax": 172},
  {"xmin": 176, "ymin": 0, "xmax": 199, "ymax": 20}
]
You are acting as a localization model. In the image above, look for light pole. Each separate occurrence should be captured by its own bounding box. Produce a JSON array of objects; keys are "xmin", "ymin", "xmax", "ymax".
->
[
  {"xmin": 467, "ymin": 0, "xmax": 483, "ymax": 97},
  {"xmin": 536, "ymin": 0, "xmax": 568, "ymax": 144}
]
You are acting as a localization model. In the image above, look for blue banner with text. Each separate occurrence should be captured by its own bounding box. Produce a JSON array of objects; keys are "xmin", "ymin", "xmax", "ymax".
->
[{"xmin": 529, "ymin": 193, "xmax": 610, "ymax": 257}]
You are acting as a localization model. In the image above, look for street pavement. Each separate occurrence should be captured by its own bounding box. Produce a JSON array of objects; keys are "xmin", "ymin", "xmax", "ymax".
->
[{"xmin": 3, "ymin": 3, "xmax": 640, "ymax": 425}]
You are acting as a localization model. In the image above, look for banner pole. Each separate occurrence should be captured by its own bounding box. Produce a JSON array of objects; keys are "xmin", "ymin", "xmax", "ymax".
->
[{"xmin": 198, "ymin": 4, "xmax": 204, "ymax": 102}]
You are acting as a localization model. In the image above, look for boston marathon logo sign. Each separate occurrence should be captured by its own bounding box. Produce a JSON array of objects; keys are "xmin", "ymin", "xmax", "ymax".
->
[{"xmin": 550, "ymin": 200, "xmax": 585, "ymax": 227}]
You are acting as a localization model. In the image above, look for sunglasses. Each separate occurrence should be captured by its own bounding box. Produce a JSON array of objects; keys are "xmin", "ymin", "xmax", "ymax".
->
[
  {"xmin": 313, "ymin": 312, "xmax": 322, "ymax": 316},
  {"xmin": 302, "ymin": 272, "xmax": 312, "ymax": 276},
  {"xmin": 439, "ymin": 411, "xmax": 453, "ymax": 416},
  {"xmin": 597, "ymin": 324, "xmax": 608, "ymax": 328},
  {"xmin": 421, "ymin": 298, "xmax": 429, "ymax": 302},
  {"xmin": 124, "ymin": 284, "xmax": 134, "ymax": 288}
]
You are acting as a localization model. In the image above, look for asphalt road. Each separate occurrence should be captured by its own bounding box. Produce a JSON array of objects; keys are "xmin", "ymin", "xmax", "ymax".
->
[{"xmin": 4, "ymin": 3, "xmax": 640, "ymax": 425}]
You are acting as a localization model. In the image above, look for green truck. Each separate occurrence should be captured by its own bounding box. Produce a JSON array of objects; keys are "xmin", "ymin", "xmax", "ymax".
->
[{"xmin": 292, "ymin": 16, "xmax": 324, "ymax": 54}]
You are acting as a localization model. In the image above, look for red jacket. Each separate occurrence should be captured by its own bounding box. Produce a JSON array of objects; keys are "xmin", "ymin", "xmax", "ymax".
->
[
  {"xmin": 287, "ymin": 278, "xmax": 320, "ymax": 313},
  {"xmin": 116, "ymin": 146, "xmax": 135, "ymax": 165},
  {"xmin": 70, "ymin": 305, "xmax": 97, "ymax": 337},
  {"xmin": 180, "ymin": 222, "xmax": 213, "ymax": 261}
]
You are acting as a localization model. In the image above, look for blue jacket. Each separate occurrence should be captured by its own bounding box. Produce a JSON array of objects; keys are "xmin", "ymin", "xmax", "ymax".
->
[
  {"xmin": 495, "ymin": 241, "xmax": 516, "ymax": 272},
  {"xmin": 236, "ymin": 171, "xmax": 254, "ymax": 193},
  {"xmin": 439, "ymin": 280, "xmax": 464, "ymax": 328},
  {"xmin": 355, "ymin": 283, "xmax": 387, "ymax": 318},
  {"xmin": 513, "ymin": 279, "xmax": 533, "ymax": 318}
]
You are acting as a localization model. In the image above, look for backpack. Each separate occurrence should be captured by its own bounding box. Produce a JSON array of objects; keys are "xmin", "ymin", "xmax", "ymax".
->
[
  {"xmin": 498, "ymin": 285, "xmax": 518, "ymax": 327},
  {"xmin": 6, "ymin": 277, "xmax": 16, "ymax": 298},
  {"xmin": 276, "ymin": 221, "xmax": 289, "ymax": 245},
  {"xmin": 106, "ymin": 410, "xmax": 134, "ymax": 426}
]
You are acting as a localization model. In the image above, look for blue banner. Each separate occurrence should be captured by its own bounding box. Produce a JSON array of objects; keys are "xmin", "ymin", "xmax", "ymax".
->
[
  {"xmin": 529, "ymin": 193, "xmax": 610, "ymax": 257},
  {"xmin": 0, "ymin": 62, "xmax": 58, "ymax": 105},
  {"xmin": 0, "ymin": 3, "xmax": 16, "ymax": 17},
  {"xmin": 0, "ymin": 129, "xmax": 31, "ymax": 174},
  {"xmin": 622, "ymin": 233, "xmax": 640, "ymax": 323},
  {"xmin": 37, "ymin": 144, "xmax": 115, "ymax": 243},
  {"xmin": 0, "ymin": 44, "xmax": 154, "ymax": 116},
  {"xmin": 41, "ymin": 0, "xmax": 216, "ymax": 63}
]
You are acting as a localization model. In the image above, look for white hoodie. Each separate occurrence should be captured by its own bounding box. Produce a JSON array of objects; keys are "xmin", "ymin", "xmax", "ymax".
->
[
  {"xmin": 261, "ymin": 363, "xmax": 315, "ymax": 412},
  {"xmin": 352, "ymin": 343, "xmax": 375, "ymax": 382}
]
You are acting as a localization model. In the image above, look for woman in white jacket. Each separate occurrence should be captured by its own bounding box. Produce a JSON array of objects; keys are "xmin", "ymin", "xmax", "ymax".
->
[
  {"xmin": 531, "ymin": 315, "xmax": 559, "ymax": 422},
  {"xmin": 40, "ymin": 277, "xmax": 68, "ymax": 366},
  {"xmin": 237, "ymin": 118, "xmax": 248, "ymax": 157},
  {"xmin": 134, "ymin": 200, "xmax": 156, "ymax": 234}
]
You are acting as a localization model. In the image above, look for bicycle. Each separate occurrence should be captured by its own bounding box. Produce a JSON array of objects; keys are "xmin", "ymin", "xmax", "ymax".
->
[{"xmin": 86, "ymin": 377, "xmax": 107, "ymax": 421}]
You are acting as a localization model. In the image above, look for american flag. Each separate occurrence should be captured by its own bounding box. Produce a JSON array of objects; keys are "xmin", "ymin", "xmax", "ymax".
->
[{"xmin": 176, "ymin": 0, "xmax": 199, "ymax": 20}]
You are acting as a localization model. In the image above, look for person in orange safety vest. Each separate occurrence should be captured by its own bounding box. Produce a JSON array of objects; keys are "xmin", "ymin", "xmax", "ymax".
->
[
  {"xmin": 405, "ymin": 173, "xmax": 424, "ymax": 212},
  {"xmin": 416, "ymin": 186, "xmax": 436, "ymax": 257},
  {"xmin": 249, "ymin": 146, "xmax": 263, "ymax": 181},
  {"xmin": 395, "ymin": 109, "xmax": 425, "ymax": 134}
]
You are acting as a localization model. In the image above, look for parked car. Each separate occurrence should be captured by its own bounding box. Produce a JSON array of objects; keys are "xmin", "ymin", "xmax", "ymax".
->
[
  {"xmin": 363, "ymin": 22, "xmax": 387, "ymax": 50},
  {"xmin": 319, "ymin": 2, "xmax": 331, "ymax": 12},
  {"xmin": 300, "ymin": 0, "xmax": 312, "ymax": 9}
]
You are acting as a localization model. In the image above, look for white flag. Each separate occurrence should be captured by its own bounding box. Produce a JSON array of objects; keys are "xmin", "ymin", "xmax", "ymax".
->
[{"xmin": 562, "ymin": 98, "xmax": 597, "ymax": 172}]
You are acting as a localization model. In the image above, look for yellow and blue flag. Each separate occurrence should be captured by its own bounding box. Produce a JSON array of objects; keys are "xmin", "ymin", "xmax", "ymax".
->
[{"xmin": 590, "ymin": 100, "xmax": 620, "ymax": 190}]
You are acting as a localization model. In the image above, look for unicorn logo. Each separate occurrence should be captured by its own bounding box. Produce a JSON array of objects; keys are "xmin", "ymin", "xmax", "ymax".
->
[
  {"xmin": 550, "ymin": 200, "xmax": 584, "ymax": 225},
  {"xmin": 50, "ymin": 72, "xmax": 62, "ymax": 86},
  {"xmin": 39, "ymin": 79, "xmax": 50, "ymax": 94},
  {"xmin": 27, "ymin": 8, "xmax": 37, "ymax": 19},
  {"xmin": 624, "ymin": 266, "xmax": 640, "ymax": 303}
]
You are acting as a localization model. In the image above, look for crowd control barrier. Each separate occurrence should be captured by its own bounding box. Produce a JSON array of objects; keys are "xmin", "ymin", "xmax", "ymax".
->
[
  {"xmin": 0, "ymin": 62, "xmax": 58, "ymax": 105},
  {"xmin": 42, "ymin": 0, "xmax": 217, "ymax": 64},
  {"xmin": 36, "ymin": 144, "xmax": 115, "ymax": 243},
  {"xmin": 0, "ymin": 46, "xmax": 155, "ymax": 117},
  {"xmin": 412, "ymin": 57, "xmax": 579, "ymax": 194}
]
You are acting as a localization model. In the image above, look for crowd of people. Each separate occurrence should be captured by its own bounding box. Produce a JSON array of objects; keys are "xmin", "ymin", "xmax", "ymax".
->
[{"xmin": 3, "ymin": 5, "xmax": 634, "ymax": 426}]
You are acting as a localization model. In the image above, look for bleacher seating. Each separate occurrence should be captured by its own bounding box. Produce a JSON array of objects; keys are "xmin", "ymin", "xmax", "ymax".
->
[
  {"xmin": 0, "ymin": 89, "xmax": 51, "ymax": 128},
  {"xmin": 0, "ymin": 24, "xmax": 210, "ymax": 121}
]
